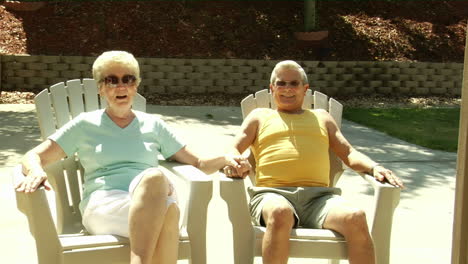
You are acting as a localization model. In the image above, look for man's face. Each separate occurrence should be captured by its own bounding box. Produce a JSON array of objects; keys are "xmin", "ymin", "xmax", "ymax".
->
[{"xmin": 270, "ymin": 68, "xmax": 309, "ymax": 113}]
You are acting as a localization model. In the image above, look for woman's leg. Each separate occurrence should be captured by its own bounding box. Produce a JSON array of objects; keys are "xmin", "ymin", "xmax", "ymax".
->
[
  {"xmin": 128, "ymin": 168, "xmax": 176, "ymax": 264},
  {"xmin": 152, "ymin": 203, "xmax": 180, "ymax": 263}
]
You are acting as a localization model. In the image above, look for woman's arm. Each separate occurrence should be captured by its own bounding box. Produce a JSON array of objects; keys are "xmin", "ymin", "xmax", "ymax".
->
[{"xmin": 16, "ymin": 139, "xmax": 67, "ymax": 193}]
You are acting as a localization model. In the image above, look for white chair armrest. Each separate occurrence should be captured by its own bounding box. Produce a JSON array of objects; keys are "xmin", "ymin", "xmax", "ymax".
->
[
  {"xmin": 219, "ymin": 174, "xmax": 255, "ymax": 264},
  {"xmin": 358, "ymin": 172, "xmax": 401, "ymax": 264},
  {"xmin": 158, "ymin": 160, "xmax": 213, "ymax": 264},
  {"xmin": 11, "ymin": 165, "xmax": 63, "ymax": 263}
]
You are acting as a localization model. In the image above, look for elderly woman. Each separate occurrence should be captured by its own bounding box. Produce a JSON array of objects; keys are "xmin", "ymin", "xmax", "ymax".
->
[{"xmin": 15, "ymin": 50, "xmax": 247, "ymax": 264}]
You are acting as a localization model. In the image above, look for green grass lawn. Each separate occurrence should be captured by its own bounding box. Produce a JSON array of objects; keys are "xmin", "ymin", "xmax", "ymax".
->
[{"xmin": 343, "ymin": 107, "xmax": 460, "ymax": 152}]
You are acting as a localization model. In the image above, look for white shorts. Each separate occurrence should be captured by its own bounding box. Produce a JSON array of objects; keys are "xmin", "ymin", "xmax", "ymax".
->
[{"xmin": 82, "ymin": 168, "xmax": 178, "ymax": 237}]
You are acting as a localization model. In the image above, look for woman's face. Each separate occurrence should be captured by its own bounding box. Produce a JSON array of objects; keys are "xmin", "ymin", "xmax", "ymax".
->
[{"xmin": 99, "ymin": 63, "xmax": 138, "ymax": 112}]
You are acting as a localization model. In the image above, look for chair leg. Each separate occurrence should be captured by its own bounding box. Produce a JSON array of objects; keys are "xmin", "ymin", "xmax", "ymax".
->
[{"xmin": 328, "ymin": 259, "xmax": 340, "ymax": 264}]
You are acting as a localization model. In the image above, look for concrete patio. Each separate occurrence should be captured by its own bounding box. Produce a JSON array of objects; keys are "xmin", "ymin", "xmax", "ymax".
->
[{"xmin": 0, "ymin": 104, "xmax": 457, "ymax": 264}]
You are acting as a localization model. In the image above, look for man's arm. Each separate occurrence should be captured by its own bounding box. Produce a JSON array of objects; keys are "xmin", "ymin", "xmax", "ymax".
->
[
  {"xmin": 318, "ymin": 110, "xmax": 404, "ymax": 188},
  {"xmin": 223, "ymin": 109, "xmax": 261, "ymax": 178}
]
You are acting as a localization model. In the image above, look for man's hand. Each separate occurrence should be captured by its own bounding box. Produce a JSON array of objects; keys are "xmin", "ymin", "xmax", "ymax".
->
[
  {"xmin": 15, "ymin": 170, "xmax": 52, "ymax": 193},
  {"xmin": 373, "ymin": 165, "xmax": 404, "ymax": 188},
  {"xmin": 223, "ymin": 155, "xmax": 251, "ymax": 179}
]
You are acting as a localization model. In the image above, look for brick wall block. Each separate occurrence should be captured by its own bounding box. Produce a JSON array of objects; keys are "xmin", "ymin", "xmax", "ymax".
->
[
  {"xmin": 237, "ymin": 66, "xmax": 253, "ymax": 73},
  {"xmin": 215, "ymin": 79, "xmax": 234, "ymax": 86},
  {"xmin": 148, "ymin": 86, "xmax": 166, "ymax": 93},
  {"xmin": 185, "ymin": 72, "xmax": 204, "ymax": 79},
  {"xmin": 369, "ymin": 68, "xmax": 383, "ymax": 74},
  {"xmin": 205, "ymin": 72, "xmax": 224, "ymax": 79},
  {"xmin": 369, "ymin": 80, "xmax": 383, "ymax": 88},
  {"xmin": 412, "ymin": 87, "xmax": 430, "ymax": 95},
  {"xmin": 155, "ymin": 65, "xmax": 175, "ymax": 72},
  {"xmin": 195, "ymin": 79, "xmax": 214, "ymax": 86},
  {"xmin": 308, "ymin": 74, "xmax": 321, "ymax": 81},
  {"xmin": 386, "ymin": 68, "xmax": 400, "ymax": 74},
  {"xmin": 448, "ymin": 88, "xmax": 462, "ymax": 96},
  {"xmin": 147, "ymin": 58, "xmax": 166, "ymax": 65},
  {"xmin": 156, "ymin": 79, "xmax": 174, "ymax": 86},
  {"xmin": 376, "ymin": 87, "xmax": 393, "ymax": 94},
  {"xmin": 208, "ymin": 59, "xmax": 226, "ymax": 66},
  {"xmin": 330, "ymin": 68, "xmax": 346, "ymax": 74},
  {"xmin": 62, "ymin": 56, "xmax": 84, "ymax": 64},
  {"xmin": 167, "ymin": 86, "xmax": 186, "ymax": 93},
  {"xmin": 6, "ymin": 76, "xmax": 26, "ymax": 85},
  {"xmin": 140, "ymin": 64, "xmax": 154, "ymax": 72},
  {"xmin": 430, "ymin": 87, "xmax": 448, "ymax": 94},
  {"xmin": 226, "ymin": 59, "xmax": 247, "ymax": 66},
  {"xmin": 246, "ymin": 60, "xmax": 266, "ymax": 67},
  {"xmin": 226, "ymin": 72, "xmax": 245, "ymax": 79},
  {"xmin": 331, "ymin": 80, "xmax": 346, "ymax": 88},
  {"xmin": 256, "ymin": 66, "xmax": 272, "ymax": 73},
  {"xmin": 37, "ymin": 56, "xmax": 59, "ymax": 64},
  {"xmin": 48, "ymin": 78, "xmax": 67, "ymax": 85},
  {"xmin": 358, "ymin": 87, "xmax": 375, "ymax": 94},
  {"xmin": 190, "ymin": 86, "xmax": 207, "ymax": 93},
  {"xmin": 234, "ymin": 79, "xmax": 253, "ymax": 86},
  {"xmin": 15, "ymin": 69, "xmax": 36, "ymax": 78},
  {"xmin": 26, "ymin": 77, "xmax": 48, "ymax": 86},
  {"xmin": 226, "ymin": 86, "xmax": 245, "ymax": 94},
  {"xmin": 26, "ymin": 63, "xmax": 48, "ymax": 71},
  {"xmin": 395, "ymin": 74, "xmax": 410, "ymax": 81},
  {"xmin": 206, "ymin": 86, "xmax": 225, "ymax": 92},
  {"xmin": 440, "ymin": 81, "xmax": 455, "ymax": 89},
  {"xmin": 314, "ymin": 68, "xmax": 328, "ymax": 74},
  {"xmin": 166, "ymin": 59, "xmax": 186, "ymax": 66},
  {"xmin": 176, "ymin": 79, "xmax": 192, "ymax": 86},
  {"xmin": 145, "ymin": 72, "xmax": 165, "ymax": 79},
  {"xmin": 15, "ymin": 55, "xmax": 40, "ymax": 63},
  {"xmin": 216, "ymin": 66, "xmax": 234, "ymax": 72},
  {"xmin": 60, "ymin": 71, "xmax": 83, "ymax": 79},
  {"xmin": 322, "ymin": 86, "xmax": 338, "ymax": 96},
  {"xmin": 189, "ymin": 59, "xmax": 208, "ymax": 66},
  {"xmin": 394, "ymin": 87, "xmax": 411, "ymax": 94},
  {"xmin": 49, "ymin": 63, "xmax": 70, "ymax": 71},
  {"xmin": 246, "ymin": 86, "xmax": 261, "ymax": 92},
  {"xmin": 340, "ymin": 86, "xmax": 357, "ymax": 94},
  {"xmin": 421, "ymin": 81, "xmax": 436, "ymax": 88},
  {"xmin": 84, "ymin": 57, "xmax": 97, "ymax": 64},
  {"xmin": 195, "ymin": 65, "xmax": 215, "ymax": 73},
  {"xmin": 351, "ymin": 67, "xmax": 365, "ymax": 74},
  {"xmin": 4, "ymin": 62, "xmax": 25, "ymax": 70},
  {"xmin": 388, "ymin": 81, "xmax": 401, "ymax": 87},
  {"xmin": 359, "ymin": 74, "xmax": 374, "ymax": 81},
  {"xmin": 1, "ymin": 55, "xmax": 16, "ymax": 62},
  {"xmin": 429, "ymin": 75, "xmax": 445, "ymax": 81},
  {"xmin": 403, "ymin": 80, "xmax": 418, "ymax": 88},
  {"xmin": 411, "ymin": 75, "xmax": 428, "ymax": 81},
  {"xmin": 175, "ymin": 65, "xmax": 194, "ymax": 73},
  {"xmin": 70, "ymin": 63, "xmax": 91, "ymax": 71},
  {"xmin": 254, "ymin": 80, "xmax": 269, "ymax": 86},
  {"xmin": 322, "ymin": 74, "xmax": 336, "ymax": 81},
  {"xmin": 379, "ymin": 74, "xmax": 392, "ymax": 81},
  {"xmin": 166, "ymin": 72, "xmax": 185, "ymax": 79}
]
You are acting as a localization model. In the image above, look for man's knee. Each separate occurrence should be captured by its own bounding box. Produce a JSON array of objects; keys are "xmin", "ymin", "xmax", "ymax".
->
[
  {"xmin": 340, "ymin": 208, "xmax": 371, "ymax": 238},
  {"xmin": 263, "ymin": 204, "xmax": 295, "ymax": 230}
]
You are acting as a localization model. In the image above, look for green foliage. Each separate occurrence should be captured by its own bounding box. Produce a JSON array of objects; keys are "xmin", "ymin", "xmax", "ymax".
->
[{"xmin": 343, "ymin": 107, "xmax": 460, "ymax": 152}]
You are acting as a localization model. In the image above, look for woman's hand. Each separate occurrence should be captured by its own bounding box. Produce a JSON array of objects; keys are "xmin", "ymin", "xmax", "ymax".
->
[{"xmin": 15, "ymin": 169, "xmax": 52, "ymax": 193}]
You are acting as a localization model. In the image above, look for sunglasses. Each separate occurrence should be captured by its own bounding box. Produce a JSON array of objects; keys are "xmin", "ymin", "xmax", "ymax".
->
[
  {"xmin": 102, "ymin": 74, "xmax": 137, "ymax": 88},
  {"xmin": 275, "ymin": 80, "xmax": 301, "ymax": 87}
]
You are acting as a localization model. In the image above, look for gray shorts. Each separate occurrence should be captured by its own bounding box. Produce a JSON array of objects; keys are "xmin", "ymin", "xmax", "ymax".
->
[{"xmin": 248, "ymin": 186, "xmax": 344, "ymax": 229}]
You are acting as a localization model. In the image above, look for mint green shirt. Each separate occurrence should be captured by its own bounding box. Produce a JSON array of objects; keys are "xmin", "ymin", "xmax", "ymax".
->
[{"xmin": 49, "ymin": 109, "xmax": 185, "ymax": 214}]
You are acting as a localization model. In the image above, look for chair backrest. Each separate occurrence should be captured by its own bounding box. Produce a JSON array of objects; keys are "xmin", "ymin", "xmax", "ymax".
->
[
  {"xmin": 34, "ymin": 78, "xmax": 146, "ymax": 233},
  {"xmin": 240, "ymin": 89, "xmax": 345, "ymax": 187}
]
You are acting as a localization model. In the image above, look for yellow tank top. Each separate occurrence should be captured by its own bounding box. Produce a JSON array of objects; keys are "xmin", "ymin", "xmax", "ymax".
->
[{"xmin": 252, "ymin": 109, "xmax": 330, "ymax": 187}]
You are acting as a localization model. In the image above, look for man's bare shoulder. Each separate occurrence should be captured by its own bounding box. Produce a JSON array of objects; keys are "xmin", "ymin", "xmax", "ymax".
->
[{"xmin": 246, "ymin": 108, "xmax": 274, "ymax": 120}]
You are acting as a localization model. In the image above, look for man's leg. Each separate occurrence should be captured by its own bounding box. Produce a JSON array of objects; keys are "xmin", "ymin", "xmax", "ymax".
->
[
  {"xmin": 152, "ymin": 203, "xmax": 180, "ymax": 264},
  {"xmin": 261, "ymin": 198, "xmax": 295, "ymax": 264},
  {"xmin": 323, "ymin": 203, "xmax": 375, "ymax": 264}
]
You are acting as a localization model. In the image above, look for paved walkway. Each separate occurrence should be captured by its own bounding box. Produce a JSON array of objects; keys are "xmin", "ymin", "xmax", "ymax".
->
[{"xmin": 0, "ymin": 104, "xmax": 457, "ymax": 264}]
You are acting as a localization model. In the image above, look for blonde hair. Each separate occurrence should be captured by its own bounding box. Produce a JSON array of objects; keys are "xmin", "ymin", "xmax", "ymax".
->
[
  {"xmin": 270, "ymin": 60, "xmax": 308, "ymax": 84},
  {"xmin": 92, "ymin": 51, "xmax": 141, "ymax": 86}
]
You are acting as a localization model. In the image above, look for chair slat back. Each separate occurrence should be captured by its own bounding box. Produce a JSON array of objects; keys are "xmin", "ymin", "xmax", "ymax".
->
[
  {"xmin": 240, "ymin": 89, "xmax": 345, "ymax": 186},
  {"xmin": 35, "ymin": 78, "xmax": 146, "ymax": 233}
]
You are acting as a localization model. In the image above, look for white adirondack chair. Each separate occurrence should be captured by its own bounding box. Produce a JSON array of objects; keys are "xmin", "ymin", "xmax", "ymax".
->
[
  {"xmin": 12, "ymin": 78, "xmax": 212, "ymax": 264},
  {"xmin": 219, "ymin": 89, "xmax": 401, "ymax": 264}
]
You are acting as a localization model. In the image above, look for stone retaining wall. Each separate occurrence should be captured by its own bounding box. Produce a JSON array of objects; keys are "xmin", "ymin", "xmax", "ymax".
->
[{"xmin": 0, "ymin": 54, "xmax": 463, "ymax": 96}]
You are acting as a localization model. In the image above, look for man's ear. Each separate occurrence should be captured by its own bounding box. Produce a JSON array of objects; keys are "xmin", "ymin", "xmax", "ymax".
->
[
  {"xmin": 303, "ymin": 84, "xmax": 310, "ymax": 95},
  {"xmin": 269, "ymin": 83, "xmax": 274, "ymax": 93}
]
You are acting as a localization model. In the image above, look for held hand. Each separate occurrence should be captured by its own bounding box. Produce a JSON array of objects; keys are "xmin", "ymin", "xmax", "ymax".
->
[
  {"xmin": 223, "ymin": 155, "xmax": 251, "ymax": 179},
  {"xmin": 15, "ymin": 170, "xmax": 52, "ymax": 193},
  {"xmin": 373, "ymin": 165, "xmax": 404, "ymax": 188}
]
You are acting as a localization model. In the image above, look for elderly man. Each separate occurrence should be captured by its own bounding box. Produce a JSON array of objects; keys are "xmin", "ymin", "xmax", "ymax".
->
[{"xmin": 224, "ymin": 60, "xmax": 404, "ymax": 264}]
